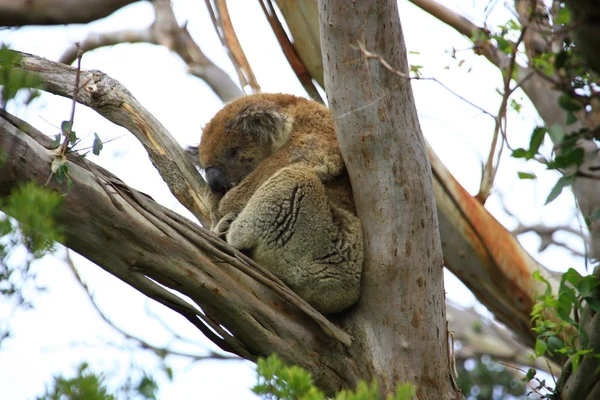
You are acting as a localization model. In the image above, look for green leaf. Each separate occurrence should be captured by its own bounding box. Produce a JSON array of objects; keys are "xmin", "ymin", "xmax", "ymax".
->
[
  {"xmin": 558, "ymin": 94, "xmax": 582, "ymax": 112},
  {"xmin": 525, "ymin": 368, "xmax": 536, "ymax": 380},
  {"xmin": 68, "ymin": 130, "xmax": 77, "ymax": 145},
  {"xmin": 61, "ymin": 120, "xmax": 72, "ymax": 135},
  {"xmin": 555, "ymin": 51, "xmax": 568, "ymax": 70},
  {"xmin": 51, "ymin": 134, "xmax": 61, "ymax": 149},
  {"xmin": 518, "ymin": 172, "xmax": 537, "ymax": 179},
  {"xmin": 555, "ymin": 7, "xmax": 571, "ymax": 25},
  {"xmin": 136, "ymin": 375, "xmax": 158, "ymax": 400},
  {"xmin": 535, "ymin": 338, "xmax": 548, "ymax": 357},
  {"xmin": 493, "ymin": 35, "xmax": 512, "ymax": 54},
  {"xmin": 51, "ymin": 155, "xmax": 66, "ymax": 175},
  {"xmin": 585, "ymin": 297, "xmax": 600, "ymax": 313},
  {"xmin": 566, "ymin": 111, "xmax": 578, "ymax": 125},
  {"xmin": 545, "ymin": 174, "xmax": 574, "ymax": 205},
  {"xmin": 393, "ymin": 382, "xmax": 417, "ymax": 400},
  {"xmin": 547, "ymin": 336, "xmax": 564, "ymax": 352},
  {"xmin": 528, "ymin": 126, "xmax": 547, "ymax": 156},
  {"xmin": 512, "ymin": 148, "xmax": 528, "ymax": 158},
  {"xmin": 93, "ymin": 132, "xmax": 104, "ymax": 156},
  {"xmin": 576, "ymin": 275, "xmax": 597, "ymax": 298},
  {"xmin": 548, "ymin": 124, "xmax": 565, "ymax": 143},
  {"xmin": 548, "ymin": 147, "xmax": 584, "ymax": 169},
  {"xmin": 510, "ymin": 98, "xmax": 522, "ymax": 113},
  {"xmin": 563, "ymin": 268, "xmax": 583, "ymax": 287}
]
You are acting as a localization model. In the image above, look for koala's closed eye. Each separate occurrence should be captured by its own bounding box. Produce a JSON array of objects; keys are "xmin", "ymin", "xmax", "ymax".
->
[{"xmin": 227, "ymin": 147, "xmax": 240, "ymax": 158}]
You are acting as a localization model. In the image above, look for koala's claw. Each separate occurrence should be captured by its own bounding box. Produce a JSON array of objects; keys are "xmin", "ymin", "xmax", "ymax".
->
[{"xmin": 213, "ymin": 212, "xmax": 237, "ymax": 237}]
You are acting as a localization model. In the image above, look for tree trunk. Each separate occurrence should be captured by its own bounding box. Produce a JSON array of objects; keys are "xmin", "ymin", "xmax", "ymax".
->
[{"xmin": 319, "ymin": 1, "xmax": 461, "ymax": 398}]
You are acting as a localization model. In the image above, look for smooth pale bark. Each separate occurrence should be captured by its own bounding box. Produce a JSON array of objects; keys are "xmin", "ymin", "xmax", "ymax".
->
[
  {"xmin": 0, "ymin": 0, "xmax": 139, "ymax": 26},
  {"xmin": 319, "ymin": 1, "xmax": 460, "ymax": 398}
]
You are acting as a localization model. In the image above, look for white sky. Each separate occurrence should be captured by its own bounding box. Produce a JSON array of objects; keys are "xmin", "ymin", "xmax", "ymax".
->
[{"xmin": 0, "ymin": 0, "xmax": 587, "ymax": 399}]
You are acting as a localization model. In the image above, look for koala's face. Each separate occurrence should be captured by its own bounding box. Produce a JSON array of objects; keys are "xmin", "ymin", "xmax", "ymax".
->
[{"xmin": 199, "ymin": 96, "xmax": 293, "ymax": 196}]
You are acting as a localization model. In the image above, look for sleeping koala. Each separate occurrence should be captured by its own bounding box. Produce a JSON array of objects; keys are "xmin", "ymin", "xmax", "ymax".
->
[{"xmin": 197, "ymin": 93, "xmax": 363, "ymax": 314}]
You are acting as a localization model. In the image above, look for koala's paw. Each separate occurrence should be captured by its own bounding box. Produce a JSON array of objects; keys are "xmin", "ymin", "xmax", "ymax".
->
[{"xmin": 213, "ymin": 212, "xmax": 237, "ymax": 238}]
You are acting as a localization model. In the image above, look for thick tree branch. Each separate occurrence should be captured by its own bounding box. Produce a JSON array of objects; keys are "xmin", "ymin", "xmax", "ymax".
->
[
  {"xmin": 58, "ymin": 0, "xmax": 243, "ymax": 103},
  {"xmin": 0, "ymin": 111, "xmax": 359, "ymax": 394},
  {"xmin": 0, "ymin": 0, "xmax": 139, "ymax": 26},
  {"xmin": 7, "ymin": 51, "xmax": 213, "ymax": 226}
]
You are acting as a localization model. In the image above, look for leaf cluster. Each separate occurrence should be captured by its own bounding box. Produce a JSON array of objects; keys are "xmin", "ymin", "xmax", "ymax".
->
[
  {"xmin": 0, "ymin": 45, "xmax": 41, "ymax": 108},
  {"xmin": 252, "ymin": 355, "xmax": 416, "ymax": 400},
  {"xmin": 532, "ymin": 269, "xmax": 599, "ymax": 371},
  {"xmin": 36, "ymin": 362, "xmax": 160, "ymax": 400}
]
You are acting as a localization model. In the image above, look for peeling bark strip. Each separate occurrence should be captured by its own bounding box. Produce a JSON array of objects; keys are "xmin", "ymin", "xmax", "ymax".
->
[
  {"xmin": 0, "ymin": 112, "xmax": 361, "ymax": 394},
  {"xmin": 319, "ymin": 1, "xmax": 461, "ymax": 398}
]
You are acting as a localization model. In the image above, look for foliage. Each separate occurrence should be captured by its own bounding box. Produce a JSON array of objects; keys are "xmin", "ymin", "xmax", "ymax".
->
[
  {"xmin": 0, "ymin": 183, "xmax": 63, "ymax": 311},
  {"xmin": 531, "ymin": 269, "xmax": 599, "ymax": 368},
  {"xmin": 36, "ymin": 362, "xmax": 159, "ymax": 400},
  {"xmin": 252, "ymin": 354, "xmax": 416, "ymax": 400},
  {"xmin": 0, "ymin": 44, "xmax": 41, "ymax": 108}
]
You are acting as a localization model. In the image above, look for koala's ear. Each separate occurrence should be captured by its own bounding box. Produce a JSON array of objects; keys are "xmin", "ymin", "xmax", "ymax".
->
[
  {"xmin": 185, "ymin": 145, "xmax": 202, "ymax": 168},
  {"xmin": 229, "ymin": 103, "xmax": 293, "ymax": 149}
]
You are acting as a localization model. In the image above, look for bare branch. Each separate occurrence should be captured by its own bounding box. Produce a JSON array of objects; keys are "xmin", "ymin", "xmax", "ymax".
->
[
  {"xmin": 152, "ymin": 0, "xmax": 242, "ymax": 103},
  {"xmin": 57, "ymin": 0, "xmax": 243, "ymax": 103},
  {"xmin": 9, "ymin": 51, "xmax": 213, "ymax": 226},
  {"xmin": 203, "ymin": 0, "xmax": 260, "ymax": 92},
  {"xmin": 512, "ymin": 223, "xmax": 588, "ymax": 257},
  {"xmin": 0, "ymin": 0, "xmax": 139, "ymax": 26},
  {"xmin": 477, "ymin": 7, "xmax": 534, "ymax": 204},
  {"xmin": 59, "ymin": 29, "xmax": 155, "ymax": 65}
]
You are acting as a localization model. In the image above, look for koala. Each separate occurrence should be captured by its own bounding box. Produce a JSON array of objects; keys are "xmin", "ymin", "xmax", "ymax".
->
[{"xmin": 198, "ymin": 93, "xmax": 363, "ymax": 314}]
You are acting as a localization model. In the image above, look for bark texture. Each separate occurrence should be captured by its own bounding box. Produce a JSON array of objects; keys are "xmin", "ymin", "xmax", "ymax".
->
[
  {"xmin": 269, "ymin": 0, "xmax": 557, "ymax": 354},
  {"xmin": 0, "ymin": 112, "xmax": 359, "ymax": 395},
  {"xmin": 319, "ymin": 1, "xmax": 460, "ymax": 398}
]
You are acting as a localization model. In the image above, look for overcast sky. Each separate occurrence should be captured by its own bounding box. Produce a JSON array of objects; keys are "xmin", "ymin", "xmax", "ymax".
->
[{"xmin": 0, "ymin": 1, "xmax": 586, "ymax": 399}]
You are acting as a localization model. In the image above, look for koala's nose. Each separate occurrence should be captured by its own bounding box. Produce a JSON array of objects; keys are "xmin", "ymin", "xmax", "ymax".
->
[{"xmin": 205, "ymin": 167, "xmax": 231, "ymax": 195}]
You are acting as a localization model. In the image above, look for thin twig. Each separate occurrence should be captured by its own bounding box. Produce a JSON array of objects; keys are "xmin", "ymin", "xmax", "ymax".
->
[
  {"xmin": 59, "ymin": 43, "xmax": 83, "ymax": 155},
  {"xmin": 357, "ymin": 41, "xmax": 496, "ymax": 119},
  {"xmin": 477, "ymin": 9, "xmax": 533, "ymax": 204}
]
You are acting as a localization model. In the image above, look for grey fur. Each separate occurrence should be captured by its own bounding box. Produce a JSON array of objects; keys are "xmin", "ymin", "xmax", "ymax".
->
[{"xmin": 218, "ymin": 167, "xmax": 363, "ymax": 314}]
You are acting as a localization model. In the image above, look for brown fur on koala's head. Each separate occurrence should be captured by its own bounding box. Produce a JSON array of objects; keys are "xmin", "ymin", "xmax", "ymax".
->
[{"xmin": 199, "ymin": 94, "xmax": 300, "ymax": 195}]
